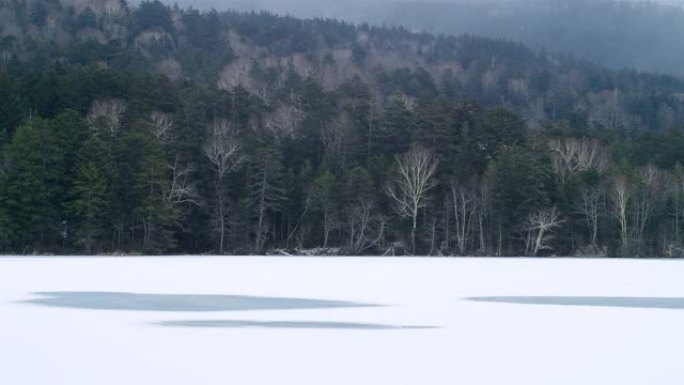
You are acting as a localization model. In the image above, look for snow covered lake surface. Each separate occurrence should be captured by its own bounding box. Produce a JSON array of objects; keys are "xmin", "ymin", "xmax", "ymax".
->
[{"xmin": 2, "ymin": 256, "xmax": 683, "ymax": 385}]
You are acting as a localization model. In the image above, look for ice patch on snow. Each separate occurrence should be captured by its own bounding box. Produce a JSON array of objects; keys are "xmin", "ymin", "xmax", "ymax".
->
[
  {"xmin": 155, "ymin": 320, "xmax": 436, "ymax": 329},
  {"xmin": 467, "ymin": 296, "xmax": 684, "ymax": 310},
  {"xmin": 23, "ymin": 291, "xmax": 378, "ymax": 312}
]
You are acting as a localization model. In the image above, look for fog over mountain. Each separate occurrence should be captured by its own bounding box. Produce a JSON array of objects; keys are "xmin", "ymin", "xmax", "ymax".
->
[
  {"xmin": 157, "ymin": 0, "xmax": 684, "ymax": 10},
  {"xmin": 150, "ymin": 0, "xmax": 684, "ymax": 76}
]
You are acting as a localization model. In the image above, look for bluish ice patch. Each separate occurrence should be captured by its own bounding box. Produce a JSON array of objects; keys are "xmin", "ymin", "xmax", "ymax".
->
[
  {"xmin": 23, "ymin": 292, "xmax": 378, "ymax": 312},
  {"xmin": 156, "ymin": 320, "xmax": 437, "ymax": 330},
  {"xmin": 466, "ymin": 296, "xmax": 684, "ymax": 310}
]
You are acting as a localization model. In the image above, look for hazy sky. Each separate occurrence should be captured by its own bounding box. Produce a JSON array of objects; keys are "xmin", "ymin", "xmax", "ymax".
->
[
  {"xmin": 158, "ymin": 0, "xmax": 684, "ymax": 8},
  {"xmin": 149, "ymin": 0, "xmax": 684, "ymax": 24}
]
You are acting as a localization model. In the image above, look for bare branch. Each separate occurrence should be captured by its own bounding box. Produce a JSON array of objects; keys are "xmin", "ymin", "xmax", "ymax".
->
[
  {"xmin": 523, "ymin": 207, "xmax": 563, "ymax": 256},
  {"xmin": 150, "ymin": 111, "xmax": 173, "ymax": 144},
  {"xmin": 449, "ymin": 181, "xmax": 478, "ymax": 255},
  {"xmin": 385, "ymin": 146, "xmax": 438, "ymax": 253},
  {"xmin": 202, "ymin": 119, "xmax": 244, "ymax": 179},
  {"xmin": 87, "ymin": 98, "xmax": 125, "ymax": 135},
  {"xmin": 611, "ymin": 176, "xmax": 632, "ymax": 252},
  {"xmin": 202, "ymin": 119, "xmax": 244, "ymax": 254},
  {"xmin": 550, "ymin": 137, "xmax": 609, "ymax": 185}
]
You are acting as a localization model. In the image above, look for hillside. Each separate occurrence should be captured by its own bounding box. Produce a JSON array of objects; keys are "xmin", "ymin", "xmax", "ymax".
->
[
  {"xmin": 158, "ymin": 0, "xmax": 684, "ymax": 78},
  {"xmin": 2, "ymin": 0, "xmax": 684, "ymax": 257},
  {"xmin": 1, "ymin": 0, "xmax": 684, "ymax": 131}
]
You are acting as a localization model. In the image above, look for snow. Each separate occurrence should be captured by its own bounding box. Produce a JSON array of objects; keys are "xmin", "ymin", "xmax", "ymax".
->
[{"xmin": 1, "ymin": 256, "xmax": 684, "ymax": 385}]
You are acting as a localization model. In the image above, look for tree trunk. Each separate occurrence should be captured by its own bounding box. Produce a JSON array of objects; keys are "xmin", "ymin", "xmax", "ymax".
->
[{"xmin": 411, "ymin": 211, "xmax": 417, "ymax": 255}]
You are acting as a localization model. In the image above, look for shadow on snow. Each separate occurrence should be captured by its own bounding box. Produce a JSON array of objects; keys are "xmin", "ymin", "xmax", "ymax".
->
[
  {"xmin": 155, "ymin": 320, "xmax": 436, "ymax": 330},
  {"xmin": 23, "ymin": 292, "xmax": 378, "ymax": 312},
  {"xmin": 466, "ymin": 296, "xmax": 684, "ymax": 310}
]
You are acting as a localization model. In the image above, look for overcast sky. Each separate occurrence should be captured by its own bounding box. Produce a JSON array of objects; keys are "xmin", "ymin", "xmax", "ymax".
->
[
  {"xmin": 148, "ymin": 0, "xmax": 684, "ymax": 24},
  {"xmin": 158, "ymin": 0, "xmax": 684, "ymax": 8}
]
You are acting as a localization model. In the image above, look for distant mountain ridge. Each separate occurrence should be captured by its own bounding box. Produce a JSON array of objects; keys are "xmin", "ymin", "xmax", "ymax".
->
[
  {"xmin": 1, "ymin": 0, "xmax": 684, "ymax": 131},
  {"xmin": 150, "ymin": 0, "xmax": 684, "ymax": 77}
]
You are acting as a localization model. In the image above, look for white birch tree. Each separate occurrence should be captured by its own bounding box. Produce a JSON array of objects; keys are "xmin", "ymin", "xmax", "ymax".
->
[
  {"xmin": 550, "ymin": 137, "xmax": 609, "ymax": 185},
  {"xmin": 611, "ymin": 176, "xmax": 632, "ymax": 255},
  {"xmin": 386, "ymin": 146, "xmax": 438, "ymax": 254},
  {"xmin": 449, "ymin": 181, "xmax": 478, "ymax": 255},
  {"xmin": 202, "ymin": 119, "xmax": 243, "ymax": 254},
  {"xmin": 523, "ymin": 207, "xmax": 563, "ymax": 256}
]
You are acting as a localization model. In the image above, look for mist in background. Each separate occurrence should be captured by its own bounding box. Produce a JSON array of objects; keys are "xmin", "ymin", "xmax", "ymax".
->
[
  {"xmin": 153, "ymin": 0, "xmax": 684, "ymax": 18},
  {"xmin": 143, "ymin": 0, "xmax": 684, "ymax": 76}
]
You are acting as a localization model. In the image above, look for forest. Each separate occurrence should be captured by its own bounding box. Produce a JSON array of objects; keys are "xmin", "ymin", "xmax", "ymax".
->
[
  {"xmin": 1, "ymin": 0, "xmax": 684, "ymax": 256},
  {"xmin": 181, "ymin": 0, "xmax": 684, "ymax": 77}
]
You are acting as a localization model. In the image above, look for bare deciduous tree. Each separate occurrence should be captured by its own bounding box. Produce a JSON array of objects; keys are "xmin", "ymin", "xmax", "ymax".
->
[
  {"xmin": 611, "ymin": 176, "xmax": 632, "ymax": 254},
  {"xmin": 165, "ymin": 156, "xmax": 200, "ymax": 206},
  {"xmin": 263, "ymin": 105, "xmax": 304, "ymax": 137},
  {"xmin": 286, "ymin": 195, "xmax": 311, "ymax": 249},
  {"xmin": 450, "ymin": 181, "xmax": 478, "ymax": 255},
  {"xmin": 476, "ymin": 178, "xmax": 493, "ymax": 255},
  {"xmin": 523, "ymin": 207, "xmax": 563, "ymax": 256},
  {"xmin": 347, "ymin": 198, "xmax": 386, "ymax": 254},
  {"xmin": 202, "ymin": 119, "xmax": 244, "ymax": 254},
  {"xmin": 147, "ymin": 112, "xmax": 201, "ymax": 227},
  {"xmin": 386, "ymin": 146, "xmax": 438, "ymax": 254},
  {"xmin": 577, "ymin": 184, "xmax": 605, "ymax": 249},
  {"xmin": 150, "ymin": 111, "xmax": 173, "ymax": 144},
  {"xmin": 550, "ymin": 137, "xmax": 609, "ymax": 185},
  {"xmin": 87, "ymin": 98, "xmax": 125, "ymax": 135}
]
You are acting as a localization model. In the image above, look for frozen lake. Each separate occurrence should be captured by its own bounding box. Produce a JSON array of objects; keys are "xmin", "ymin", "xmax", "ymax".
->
[{"xmin": 1, "ymin": 256, "xmax": 683, "ymax": 385}]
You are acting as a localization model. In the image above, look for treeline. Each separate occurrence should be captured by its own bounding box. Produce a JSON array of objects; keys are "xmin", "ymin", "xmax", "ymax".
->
[{"xmin": 2, "ymin": 65, "xmax": 684, "ymax": 256}]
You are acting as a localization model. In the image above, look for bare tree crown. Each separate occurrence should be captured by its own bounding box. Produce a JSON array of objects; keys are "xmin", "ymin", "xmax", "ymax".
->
[
  {"xmin": 202, "ymin": 119, "xmax": 244, "ymax": 178},
  {"xmin": 386, "ymin": 147, "xmax": 439, "ymax": 217}
]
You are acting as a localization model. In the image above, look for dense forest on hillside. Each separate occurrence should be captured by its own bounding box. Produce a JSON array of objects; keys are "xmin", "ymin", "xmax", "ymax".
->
[
  {"xmin": 2, "ymin": 0, "xmax": 684, "ymax": 256},
  {"xmin": 169, "ymin": 0, "xmax": 684, "ymax": 77},
  {"xmin": 3, "ymin": 0, "xmax": 684, "ymax": 131}
]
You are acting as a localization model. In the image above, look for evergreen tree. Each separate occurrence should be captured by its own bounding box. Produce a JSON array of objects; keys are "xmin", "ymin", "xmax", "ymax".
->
[
  {"xmin": 2, "ymin": 120, "xmax": 62, "ymax": 250},
  {"xmin": 248, "ymin": 144, "xmax": 286, "ymax": 252},
  {"xmin": 128, "ymin": 120, "xmax": 176, "ymax": 253},
  {"xmin": 310, "ymin": 170, "xmax": 339, "ymax": 248},
  {"xmin": 67, "ymin": 137, "xmax": 110, "ymax": 254},
  {"xmin": 489, "ymin": 145, "xmax": 554, "ymax": 254}
]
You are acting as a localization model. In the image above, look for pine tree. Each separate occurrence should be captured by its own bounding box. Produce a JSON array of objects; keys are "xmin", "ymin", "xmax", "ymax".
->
[
  {"xmin": 2, "ymin": 120, "xmax": 61, "ymax": 250},
  {"xmin": 119, "ymin": 120, "xmax": 176, "ymax": 254},
  {"xmin": 374, "ymin": 94, "xmax": 412, "ymax": 157},
  {"xmin": 67, "ymin": 137, "xmax": 110, "ymax": 254},
  {"xmin": 133, "ymin": 123, "xmax": 176, "ymax": 254},
  {"xmin": 69, "ymin": 161, "xmax": 108, "ymax": 254},
  {"xmin": 310, "ymin": 170, "xmax": 339, "ymax": 248}
]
